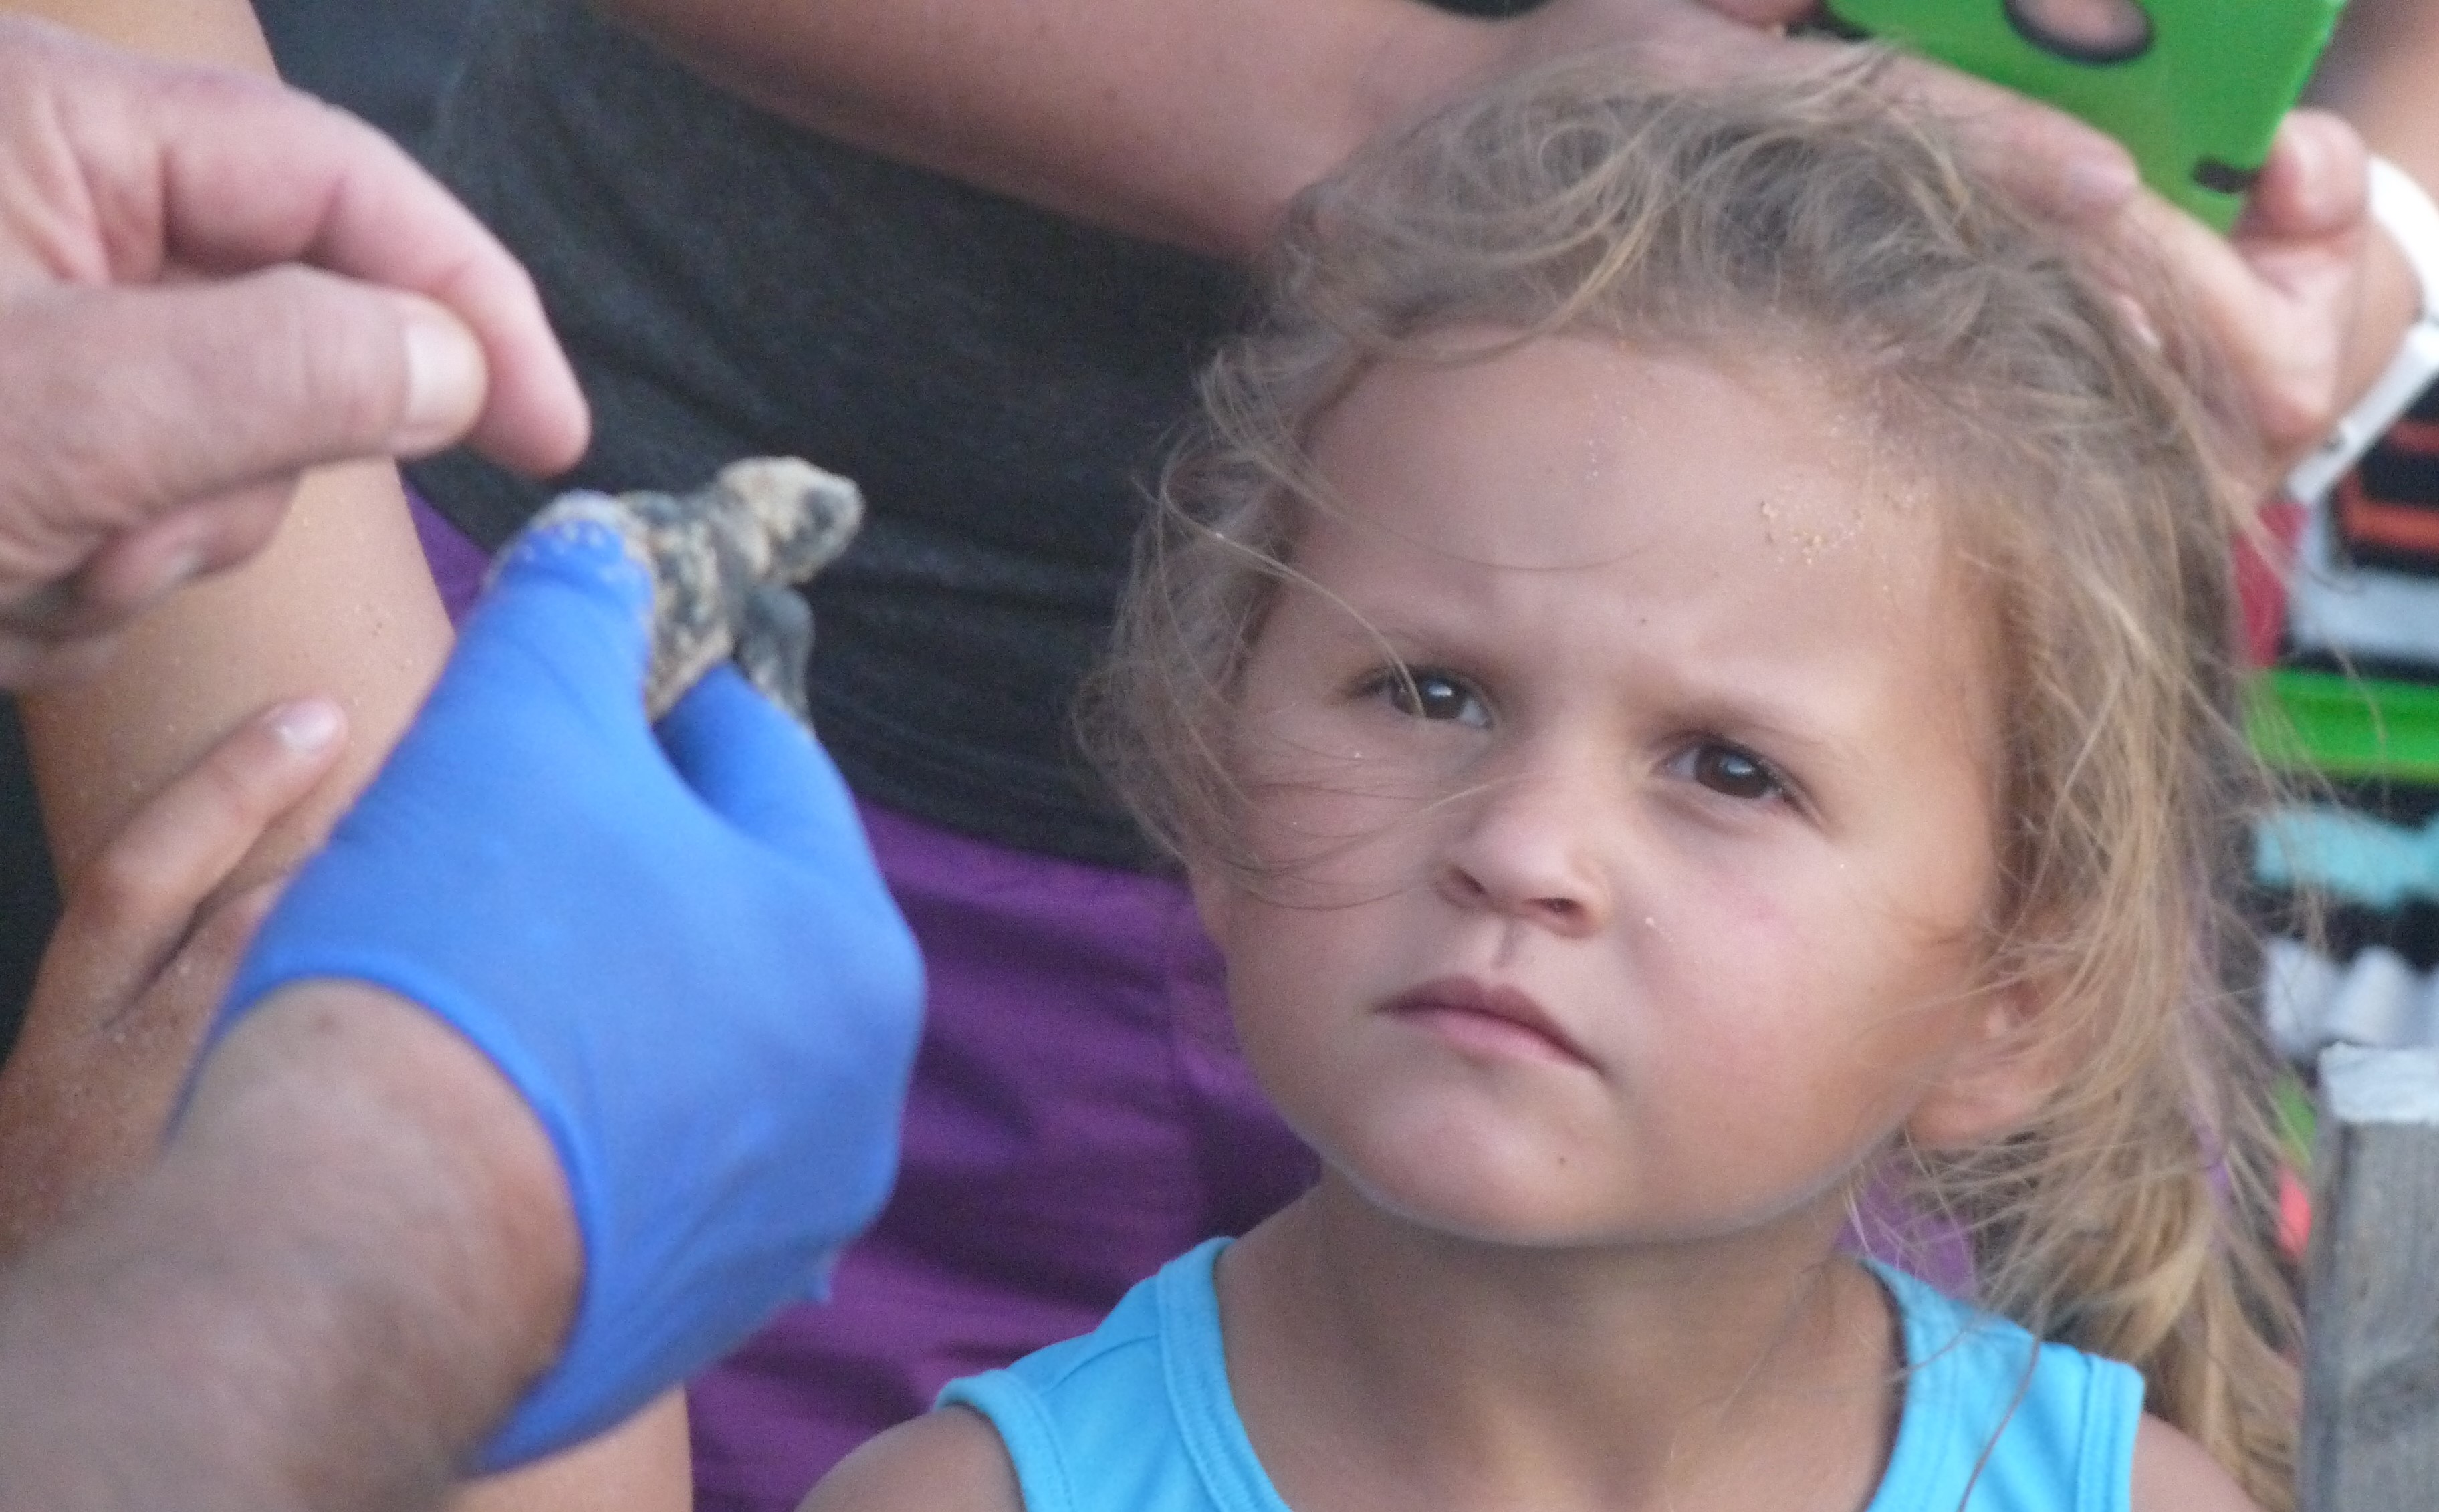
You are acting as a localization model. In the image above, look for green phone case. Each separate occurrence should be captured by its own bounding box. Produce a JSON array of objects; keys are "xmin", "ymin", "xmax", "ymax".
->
[{"xmin": 1821, "ymin": 0, "xmax": 2347, "ymax": 231}]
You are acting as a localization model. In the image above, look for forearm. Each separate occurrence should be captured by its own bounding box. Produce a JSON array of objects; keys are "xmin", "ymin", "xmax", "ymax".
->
[
  {"xmin": 8, "ymin": 0, "xmax": 457, "ymax": 892},
  {"xmin": 0, "ymin": 982, "xmax": 576, "ymax": 1512},
  {"xmin": 596, "ymin": 0, "xmax": 1746, "ymax": 259},
  {"xmin": 596, "ymin": 0, "xmax": 1470, "ymax": 257},
  {"xmin": 21, "ymin": 460, "xmax": 452, "ymax": 893}
]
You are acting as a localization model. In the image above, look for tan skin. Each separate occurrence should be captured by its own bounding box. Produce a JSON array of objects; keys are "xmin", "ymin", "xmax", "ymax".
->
[
  {"xmin": 0, "ymin": 977, "xmax": 590, "ymax": 1512},
  {"xmin": 0, "ymin": 0, "xmax": 685, "ymax": 1503},
  {"xmin": 3, "ymin": 701, "xmax": 691, "ymax": 1504},
  {"xmin": 0, "ymin": 697, "xmax": 346, "ymax": 1254},
  {"xmin": 3, "ymin": 0, "xmax": 455, "ymax": 923},
  {"xmin": 0, "ymin": 11, "xmax": 586, "ymax": 682}
]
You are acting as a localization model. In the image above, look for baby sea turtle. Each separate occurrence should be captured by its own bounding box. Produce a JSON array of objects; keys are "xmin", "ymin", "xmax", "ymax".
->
[{"xmin": 521, "ymin": 457, "xmax": 863, "ymax": 731}]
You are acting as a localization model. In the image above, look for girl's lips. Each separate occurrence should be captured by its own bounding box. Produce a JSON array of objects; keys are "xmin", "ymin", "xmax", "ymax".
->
[{"xmin": 1382, "ymin": 977, "xmax": 1595, "ymax": 1067}]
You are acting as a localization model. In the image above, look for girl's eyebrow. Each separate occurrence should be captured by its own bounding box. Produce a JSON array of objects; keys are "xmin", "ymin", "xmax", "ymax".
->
[
  {"xmin": 1298, "ymin": 609, "xmax": 1452, "ymax": 670},
  {"xmin": 1634, "ymin": 662, "xmax": 1841, "ymax": 737},
  {"xmin": 1597, "ymin": 650, "xmax": 1892, "ymax": 791},
  {"xmin": 1314, "ymin": 566, "xmax": 1927, "ymax": 755}
]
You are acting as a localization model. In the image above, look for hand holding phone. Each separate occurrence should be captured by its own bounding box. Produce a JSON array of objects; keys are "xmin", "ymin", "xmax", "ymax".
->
[{"xmin": 1822, "ymin": 0, "xmax": 2346, "ymax": 230}]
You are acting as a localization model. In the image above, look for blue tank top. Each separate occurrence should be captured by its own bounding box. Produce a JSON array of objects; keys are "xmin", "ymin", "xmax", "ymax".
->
[{"xmin": 937, "ymin": 1238, "xmax": 2144, "ymax": 1512}]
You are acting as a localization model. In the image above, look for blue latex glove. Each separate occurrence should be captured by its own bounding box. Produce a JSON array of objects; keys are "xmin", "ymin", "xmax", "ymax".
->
[{"xmin": 211, "ymin": 516, "xmax": 924, "ymax": 1467}]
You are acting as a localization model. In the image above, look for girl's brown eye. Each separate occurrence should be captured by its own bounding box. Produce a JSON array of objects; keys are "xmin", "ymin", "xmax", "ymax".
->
[
  {"xmin": 1375, "ymin": 668, "xmax": 1490, "ymax": 728},
  {"xmin": 1686, "ymin": 743, "xmax": 1782, "ymax": 802}
]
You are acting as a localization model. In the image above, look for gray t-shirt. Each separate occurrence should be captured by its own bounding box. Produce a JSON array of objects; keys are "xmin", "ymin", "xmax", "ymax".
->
[{"xmin": 410, "ymin": 0, "xmax": 1243, "ymax": 867}]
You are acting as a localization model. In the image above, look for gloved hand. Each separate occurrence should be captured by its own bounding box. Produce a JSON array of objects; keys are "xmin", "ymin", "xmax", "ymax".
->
[{"xmin": 209, "ymin": 515, "xmax": 923, "ymax": 1467}]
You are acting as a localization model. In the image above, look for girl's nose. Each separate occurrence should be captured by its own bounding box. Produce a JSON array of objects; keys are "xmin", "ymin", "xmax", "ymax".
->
[{"xmin": 1434, "ymin": 765, "xmax": 1613, "ymax": 938}]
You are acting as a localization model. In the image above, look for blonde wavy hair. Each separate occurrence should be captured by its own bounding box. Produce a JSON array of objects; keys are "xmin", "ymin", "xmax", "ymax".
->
[{"xmin": 1088, "ymin": 54, "xmax": 2300, "ymax": 1509}]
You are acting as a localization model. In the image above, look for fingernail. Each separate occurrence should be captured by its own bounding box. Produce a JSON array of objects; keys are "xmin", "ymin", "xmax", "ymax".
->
[
  {"xmin": 2061, "ymin": 153, "xmax": 2139, "ymax": 218},
  {"xmin": 267, "ymin": 697, "xmax": 344, "ymax": 753},
  {"xmin": 2281, "ymin": 112, "xmax": 2335, "ymax": 182},
  {"xmin": 394, "ymin": 301, "xmax": 487, "ymax": 456}
]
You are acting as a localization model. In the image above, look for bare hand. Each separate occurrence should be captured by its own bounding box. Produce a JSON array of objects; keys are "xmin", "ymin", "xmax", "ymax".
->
[
  {"xmin": 0, "ymin": 16, "xmax": 588, "ymax": 684},
  {"xmin": 1482, "ymin": 1, "xmax": 2143, "ymax": 217},
  {"xmin": 1573, "ymin": 2, "xmax": 2375, "ymax": 481},
  {"xmin": 0, "ymin": 695, "xmax": 347, "ymax": 1253},
  {"xmin": 2140, "ymin": 109, "xmax": 2373, "ymax": 477}
]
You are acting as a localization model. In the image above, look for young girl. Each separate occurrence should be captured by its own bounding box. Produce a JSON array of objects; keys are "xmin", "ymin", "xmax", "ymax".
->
[{"xmin": 807, "ymin": 61, "xmax": 2299, "ymax": 1512}]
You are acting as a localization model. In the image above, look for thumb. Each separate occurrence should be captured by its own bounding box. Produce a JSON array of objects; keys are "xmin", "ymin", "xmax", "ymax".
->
[
  {"xmin": 2239, "ymin": 110, "xmax": 2369, "ymax": 247},
  {"xmin": 0, "ymin": 269, "xmax": 486, "ymax": 539},
  {"xmin": 654, "ymin": 667, "xmax": 870, "ymax": 863}
]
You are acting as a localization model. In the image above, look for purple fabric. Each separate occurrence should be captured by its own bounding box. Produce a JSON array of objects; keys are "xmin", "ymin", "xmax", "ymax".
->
[
  {"xmin": 409, "ymin": 485, "xmax": 491, "ymax": 622},
  {"xmin": 1849, "ymin": 1170, "xmax": 1976, "ymax": 1299},
  {"xmin": 690, "ymin": 801, "xmax": 1317, "ymax": 1509},
  {"xmin": 403, "ymin": 487, "xmax": 1968, "ymax": 1508}
]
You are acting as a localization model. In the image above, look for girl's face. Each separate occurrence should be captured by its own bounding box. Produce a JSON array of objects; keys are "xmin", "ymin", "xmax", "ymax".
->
[{"xmin": 1196, "ymin": 336, "xmax": 2027, "ymax": 1253}]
